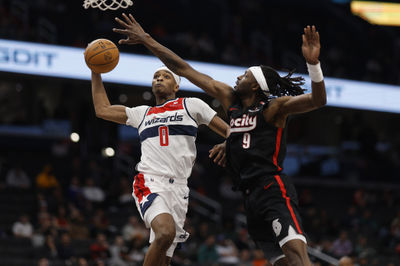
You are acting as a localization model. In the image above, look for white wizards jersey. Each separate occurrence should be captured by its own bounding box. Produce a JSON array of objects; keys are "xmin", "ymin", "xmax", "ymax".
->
[{"xmin": 125, "ymin": 97, "xmax": 216, "ymax": 182}]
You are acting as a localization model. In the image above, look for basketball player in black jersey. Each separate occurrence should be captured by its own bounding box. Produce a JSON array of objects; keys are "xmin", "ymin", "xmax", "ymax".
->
[{"xmin": 114, "ymin": 13, "xmax": 326, "ymax": 266}]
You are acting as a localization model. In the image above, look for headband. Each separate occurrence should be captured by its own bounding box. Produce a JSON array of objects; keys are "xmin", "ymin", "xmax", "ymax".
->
[
  {"xmin": 248, "ymin": 66, "xmax": 269, "ymax": 93},
  {"xmin": 155, "ymin": 66, "xmax": 181, "ymax": 86}
]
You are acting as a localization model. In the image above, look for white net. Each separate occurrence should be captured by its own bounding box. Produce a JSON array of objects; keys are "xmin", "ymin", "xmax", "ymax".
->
[{"xmin": 83, "ymin": 0, "xmax": 133, "ymax": 10}]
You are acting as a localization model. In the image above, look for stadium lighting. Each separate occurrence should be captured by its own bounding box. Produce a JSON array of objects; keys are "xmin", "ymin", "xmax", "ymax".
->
[
  {"xmin": 70, "ymin": 132, "xmax": 80, "ymax": 143},
  {"xmin": 142, "ymin": 91, "xmax": 152, "ymax": 100},
  {"xmin": 119, "ymin": 94, "xmax": 128, "ymax": 103},
  {"xmin": 102, "ymin": 147, "xmax": 115, "ymax": 157},
  {"xmin": 351, "ymin": 1, "xmax": 400, "ymax": 26},
  {"xmin": 212, "ymin": 99, "xmax": 221, "ymax": 108}
]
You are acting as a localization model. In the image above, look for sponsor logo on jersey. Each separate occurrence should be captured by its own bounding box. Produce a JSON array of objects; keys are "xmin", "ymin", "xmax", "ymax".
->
[
  {"xmin": 144, "ymin": 112, "xmax": 183, "ymax": 126},
  {"xmin": 230, "ymin": 114, "xmax": 257, "ymax": 133}
]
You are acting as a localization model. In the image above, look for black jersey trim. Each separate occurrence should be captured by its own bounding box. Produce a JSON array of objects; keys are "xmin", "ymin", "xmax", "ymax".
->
[
  {"xmin": 137, "ymin": 107, "xmax": 151, "ymax": 130},
  {"xmin": 183, "ymin": 98, "xmax": 198, "ymax": 125}
]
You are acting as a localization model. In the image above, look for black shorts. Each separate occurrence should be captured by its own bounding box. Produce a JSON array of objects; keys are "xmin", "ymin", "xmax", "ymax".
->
[{"xmin": 242, "ymin": 174, "xmax": 307, "ymax": 263}]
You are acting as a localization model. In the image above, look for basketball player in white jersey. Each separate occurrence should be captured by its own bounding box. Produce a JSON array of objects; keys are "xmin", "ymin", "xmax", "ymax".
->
[{"xmin": 90, "ymin": 67, "xmax": 230, "ymax": 265}]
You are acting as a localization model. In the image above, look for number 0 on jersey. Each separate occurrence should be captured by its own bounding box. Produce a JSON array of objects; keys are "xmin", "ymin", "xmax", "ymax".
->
[{"xmin": 159, "ymin": 126, "xmax": 169, "ymax": 146}]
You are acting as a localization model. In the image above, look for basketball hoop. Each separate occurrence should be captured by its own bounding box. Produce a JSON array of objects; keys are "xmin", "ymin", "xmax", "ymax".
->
[{"xmin": 83, "ymin": 0, "xmax": 133, "ymax": 11}]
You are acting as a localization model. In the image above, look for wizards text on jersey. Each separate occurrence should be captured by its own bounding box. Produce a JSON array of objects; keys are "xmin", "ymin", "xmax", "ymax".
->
[
  {"xmin": 138, "ymin": 98, "xmax": 198, "ymax": 143},
  {"xmin": 144, "ymin": 113, "xmax": 183, "ymax": 126}
]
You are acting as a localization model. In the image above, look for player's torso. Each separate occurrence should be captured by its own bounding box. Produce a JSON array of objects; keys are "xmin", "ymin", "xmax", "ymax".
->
[
  {"xmin": 136, "ymin": 98, "xmax": 198, "ymax": 180},
  {"xmin": 227, "ymin": 100, "xmax": 287, "ymax": 186}
]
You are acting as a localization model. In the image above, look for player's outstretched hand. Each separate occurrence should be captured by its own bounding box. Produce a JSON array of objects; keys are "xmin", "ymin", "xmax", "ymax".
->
[
  {"xmin": 113, "ymin": 13, "xmax": 148, "ymax": 45},
  {"xmin": 209, "ymin": 142, "xmax": 226, "ymax": 167},
  {"xmin": 302, "ymin": 25, "xmax": 320, "ymax": 65}
]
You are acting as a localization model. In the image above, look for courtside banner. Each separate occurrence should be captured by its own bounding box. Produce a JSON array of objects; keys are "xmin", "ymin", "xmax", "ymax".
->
[{"xmin": 1, "ymin": 38, "xmax": 400, "ymax": 113}]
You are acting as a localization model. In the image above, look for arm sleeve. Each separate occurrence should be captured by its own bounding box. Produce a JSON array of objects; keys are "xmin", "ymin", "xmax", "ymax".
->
[
  {"xmin": 185, "ymin": 98, "xmax": 217, "ymax": 126},
  {"xmin": 125, "ymin": 106, "xmax": 149, "ymax": 128}
]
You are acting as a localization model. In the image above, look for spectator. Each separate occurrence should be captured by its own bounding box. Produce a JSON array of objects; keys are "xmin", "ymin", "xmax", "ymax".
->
[
  {"xmin": 238, "ymin": 249, "xmax": 252, "ymax": 266},
  {"xmin": 127, "ymin": 236, "xmax": 146, "ymax": 264},
  {"xmin": 36, "ymin": 210, "xmax": 57, "ymax": 238},
  {"xmin": 77, "ymin": 257, "xmax": 89, "ymax": 266},
  {"xmin": 118, "ymin": 178, "xmax": 134, "ymax": 205},
  {"xmin": 121, "ymin": 215, "xmax": 147, "ymax": 242},
  {"xmin": 5, "ymin": 165, "xmax": 31, "ymax": 189},
  {"xmin": 12, "ymin": 214, "xmax": 33, "ymax": 238},
  {"xmin": 215, "ymin": 235, "xmax": 239, "ymax": 265},
  {"xmin": 69, "ymin": 207, "xmax": 90, "ymax": 240},
  {"xmin": 90, "ymin": 233, "xmax": 110, "ymax": 261},
  {"xmin": 109, "ymin": 235, "xmax": 129, "ymax": 266},
  {"xmin": 91, "ymin": 208, "xmax": 110, "ymax": 235},
  {"xmin": 338, "ymin": 256, "xmax": 354, "ymax": 266},
  {"xmin": 39, "ymin": 235, "xmax": 58, "ymax": 259},
  {"xmin": 54, "ymin": 206, "xmax": 69, "ymax": 233},
  {"xmin": 36, "ymin": 164, "xmax": 59, "ymax": 190},
  {"xmin": 82, "ymin": 178, "xmax": 105, "ymax": 203},
  {"xmin": 67, "ymin": 176, "xmax": 83, "ymax": 203},
  {"xmin": 57, "ymin": 232, "xmax": 75, "ymax": 260},
  {"xmin": 331, "ymin": 231, "xmax": 353, "ymax": 257},
  {"xmin": 252, "ymin": 249, "xmax": 268, "ymax": 266},
  {"xmin": 235, "ymin": 228, "xmax": 251, "ymax": 251},
  {"xmin": 354, "ymin": 235, "xmax": 375, "ymax": 258},
  {"xmin": 197, "ymin": 235, "xmax": 219, "ymax": 265},
  {"xmin": 37, "ymin": 258, "xmax": 49, "ymax": 266}
]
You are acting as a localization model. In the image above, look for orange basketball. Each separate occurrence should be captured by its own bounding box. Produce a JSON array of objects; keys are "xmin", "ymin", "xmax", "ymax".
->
[{"xmin": 84, "ymin": 39, "xmax": 119, "ymax": 73}]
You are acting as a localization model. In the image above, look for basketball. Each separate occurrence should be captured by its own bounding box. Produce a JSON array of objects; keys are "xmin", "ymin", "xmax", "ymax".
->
[{"xmin": 84, "ymin": 39, "xmax": 119, "ymax": 73}]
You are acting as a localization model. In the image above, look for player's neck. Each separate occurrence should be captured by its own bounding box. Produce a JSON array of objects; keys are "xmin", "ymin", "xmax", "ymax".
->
[
  {"xmin": 155, "ymin": 94, "xmax": 177, "ymax": 105},
  {"xmin": 240, "ymin": 93, "xmax": 257, "ymax": 109}
]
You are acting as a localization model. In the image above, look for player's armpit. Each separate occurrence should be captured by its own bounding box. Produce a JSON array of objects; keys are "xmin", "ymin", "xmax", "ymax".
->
[
  {"xmin": 207, "ymin": 115, "xmax": 230, "ymax": 138},
  {"xmin": 95, "ymin": 104, "xmax": 127, "ymax": 125}
]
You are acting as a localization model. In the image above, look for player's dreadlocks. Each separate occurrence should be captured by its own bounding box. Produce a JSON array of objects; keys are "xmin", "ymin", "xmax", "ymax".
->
[{"xmin": 261, "ymin": 66, "xmax": 306, "ymax": 97}]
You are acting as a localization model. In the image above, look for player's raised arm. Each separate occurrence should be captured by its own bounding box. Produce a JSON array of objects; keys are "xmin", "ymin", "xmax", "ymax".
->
[
  {"xmin": 278, "ymin": 25, "xmax": 327, "ymax": 116},
  {"xmin": 91, "ymin": 72, "xmax": 127, "ymax": 124},
  {"xmin": 112, "ymin": 13, "xmax": 234, "ymax": 110}
]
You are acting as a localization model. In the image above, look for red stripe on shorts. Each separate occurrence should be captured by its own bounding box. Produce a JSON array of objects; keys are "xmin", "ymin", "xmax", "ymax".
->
[
  {"xmin": 273, "ymin": 128, "xmax": 283, "ymax": 171},
  {"xmin": 138, "ymin": 174, "xmax": 151, "ymax": 200},
  {"xmin": 133, "ymin": 174, "xmax": 142, "ymax": 201},
  {"xmin": 274, "ymin": 175, "xmax": 302, "ymax": 234},
  {"xmin": 133, "ymin": 173, "xmax": 151, "ymax": 202}
]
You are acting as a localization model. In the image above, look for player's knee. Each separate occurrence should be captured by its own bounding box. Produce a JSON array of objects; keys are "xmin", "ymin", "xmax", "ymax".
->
[
  {"xmin": 155, "ymin": 227, "xmax": 175, "ymax": 249},
  {"xmin": 283, "ymin": 244, "xmax": 307, "ymax": 265},
  {"xmin": 285, "ymin": 248, "xmax": 302, "ymax": 264}
]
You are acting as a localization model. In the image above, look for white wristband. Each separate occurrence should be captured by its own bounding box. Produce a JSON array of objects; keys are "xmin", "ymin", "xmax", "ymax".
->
[{"xmin": 307, "ymin": 62, "xmax": 324, "ymax": 83}]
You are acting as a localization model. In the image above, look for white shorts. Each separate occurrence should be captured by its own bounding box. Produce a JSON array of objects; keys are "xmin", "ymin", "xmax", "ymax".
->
[{"xmin": 132, "ymin": 173, "xmax": 190, "ymax": 257}]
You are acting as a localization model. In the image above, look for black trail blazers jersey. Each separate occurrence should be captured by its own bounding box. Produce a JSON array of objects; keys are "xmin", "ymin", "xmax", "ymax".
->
[{"xmin": 226, "ymin": 100, "xmax": 287, "ymax": 189}]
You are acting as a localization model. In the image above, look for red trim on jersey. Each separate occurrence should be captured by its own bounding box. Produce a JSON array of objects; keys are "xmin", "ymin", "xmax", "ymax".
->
[
  {"xmin": 133, "ymin": 173, "xmax": 151, "ymax": 202},
  {"xmin": 147, "ymin": 98, "xmax": 184, "ymax": 115},
  {"xmin": 274, "ymin": 175, "xmax": 303, "ymax": 234},
  {"xmin": 273, "ymin": 128, "xmax": 283, "ymax": 171}
]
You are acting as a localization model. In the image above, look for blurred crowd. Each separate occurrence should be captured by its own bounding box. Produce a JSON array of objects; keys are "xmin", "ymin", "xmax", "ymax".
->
[
  {"xmin": 1, "ymin": 0, "xmax": 400, "ymax": 85},
  {"xmin": 0, "ymin": 145, "xmax": 399, "ymax": 266}
]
